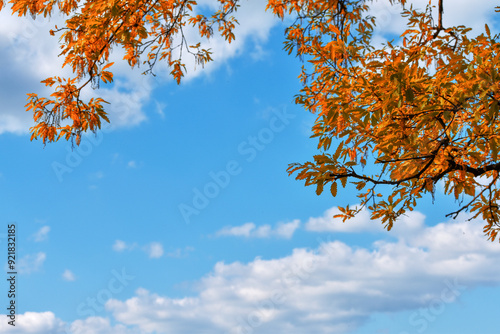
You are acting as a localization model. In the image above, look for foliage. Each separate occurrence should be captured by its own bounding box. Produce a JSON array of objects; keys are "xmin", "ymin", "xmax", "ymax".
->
[
  {"xmin": 2, "ymin": 0, "xmax": 238, "ymax": 144},
  {"xmin": 276, "ymin": 0, "xmax": 500, "ymax": 241},
  {"xmin": 2, "ymin": 0, "xmax": 500, "ymax": 240}
]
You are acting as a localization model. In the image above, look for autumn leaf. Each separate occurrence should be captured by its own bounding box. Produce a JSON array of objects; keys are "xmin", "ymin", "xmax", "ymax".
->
[
  {"xmin": 330, "ymin": 182, "xmax": 338, "ymax": 197},
  {"xmin": 316, "ymin": 181, "xmax": 324, "ymax": 196}
]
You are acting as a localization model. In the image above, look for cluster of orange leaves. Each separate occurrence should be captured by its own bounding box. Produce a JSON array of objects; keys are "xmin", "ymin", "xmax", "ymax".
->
[
  {"xmin": 274, "ymin": 0, "xmax": 500, "ymax": 241},
  {"xmin": 2, "ymin": 0, "xmax": 238, "ymax": 144}
]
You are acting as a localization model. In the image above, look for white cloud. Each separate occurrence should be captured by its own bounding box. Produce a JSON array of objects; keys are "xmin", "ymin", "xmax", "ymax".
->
[
  {"xmin": 367, "ymin": 0, "xmax": 497, "ymax": 50},
  {"xmin": 0, "ymin": 313, "xmax": 136, "ymax": 334},
  {"xmin": 474, "ymin": 174, "xmax": 495, "ymax": 187},
  {"xmin": 104, "ymin": 214, "xmax": 500, "ymax": 334},
  {"xmin": 2, "ymin": 213, "xmax": 500, "ymax": 333},
  {"xmin": 0, "ymin": 10, "xmax": 69, "ymax": 135},
  {"xmin": 254, "ymin": 224, "xmax": 272, "ymax": 238},
  {"xmin": 165, "ymin": 246, "xmax": 195, "ymax": 258},
  {"xmin": 33, "ymin": 225, "xmax": 50, "ymax": 242},
  {"xmin": 274, "ymin": 220, "xmax": 301, "ymax": 239},
  {"xmin": 127, "ymin": 160, "xmax": 137, "ymax": 169},
  {"xmin": 368, "ymin": 0, "xmax": 497, "ymax": 35},
  {"xmin": 69, "ymin": 316, "xmax": 136, "ymax": 334},
  {"xmin": 216, "ymin": 220, "xmax": 300, "ymax": 239},
  {"xmin": 18, "ymin": 252, "xmax": 46, "ymax": 274},
  {"xmin": 305, "ymin": 206, "xmax": 385, "ymax": 233},
  {"xmin": 154, "ymin": 101, "xmax": 166, "ymax": 119},
  {"xmin": 304, "ymin": 205, "xmax": 426, "ymax": 236},
  {"xmin": 144, "ymin": 242, "xmax": 164, "ymax": 259},
  {"xmin": 112, "ymin": 240, "xmax": 137, "ymax": 252},
  {"xmin": 84, "ymin": 72, "xmax": 150, "ymax": 130},
  {"xmin": 217, "ymin": 222, "xmax": 256, "ymax": 237},
  {"xmin": 112, "ymin": 240, "xmax": 127, "ymax": 252},
  {"xmin": 89, "ymin": 171, "xmax": 105, "ymax": 180},
  {"xmin": 114, "ymin": 240, "xmax": 168, "ymax": 259},
  {"xmin": 62, "ymin": 269, "xmax": 76, "ymax": 282},
  {"xmin": 0, "ymin": 312, "xmax": 67, "ymax": 333}
]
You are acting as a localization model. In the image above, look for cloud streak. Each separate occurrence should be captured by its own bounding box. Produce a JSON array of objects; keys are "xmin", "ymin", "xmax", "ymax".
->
[
  {"xmin": 33, "ymin": 225, "xmax": 50, "ymax": 242},
  {"xmin": 114, "ymin": 240, "xmax": 179, "ymax": 259},
  {"xmin": 17, "ymin": 252, "xmax": 46, "ymax": 274},
  {"xmin": 62, "ymin": 269, "xmax": 76, "ymax": 282},
  {"xmin": 216, "ymin": 220, "xmax": 300, "ymax": 239}
]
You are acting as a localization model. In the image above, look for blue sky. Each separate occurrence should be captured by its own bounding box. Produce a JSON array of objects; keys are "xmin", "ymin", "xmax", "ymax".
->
[{"xmin": 1, "ymin": 0, "xmax": 500, "ymax": 333}]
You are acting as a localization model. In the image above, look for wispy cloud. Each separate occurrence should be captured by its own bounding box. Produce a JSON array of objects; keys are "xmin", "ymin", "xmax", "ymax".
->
[
  {"xmin": 112, "ymin": 240, "xmax": 137, "ymax": 252},
  {"xmin": 62, "ymin": 269, "xmax": 76, "ymax": 282},
  {"xmin": 114, "ymin": 240, "xmax": 167, "ymax": 259},
  {"xmin": 216, "ymin": 220, "xmax": 300, "ymax": 239},
  {"xmin": 154, "ymin": 101, "xmax": 166, "ymax": 119},
  {"xmin": 127, "ymin": 160, "xmax": 138, "ymax": 169},
  {"xmin": 217, "ymin": 222, "xmax": 256, "ymax": 237},
  {"xmin": 165, "ymin": 246, "xmax": 195, "ymax": 258},
  {"xmin": 144, "ymin": 242, "xmax": 164, "ymax": 259},
  {"xmin": 18, "ymin": 252, "xmax": 46, "ymax": 274},
  {"xmin": 32, "ymin": 225, "xmax": 50, "ymax": 242},
  {"xmin": 89, "ymin": 171, "xmax": 105, "ymax": 180}
]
